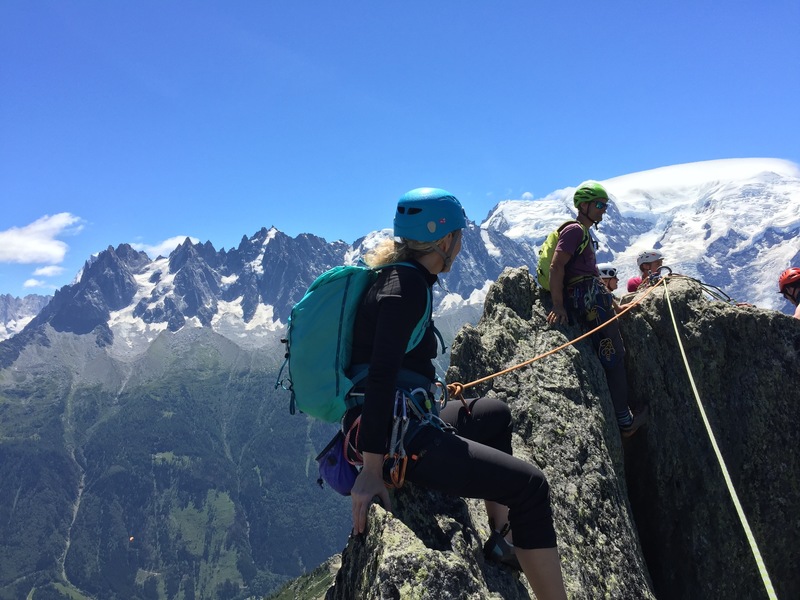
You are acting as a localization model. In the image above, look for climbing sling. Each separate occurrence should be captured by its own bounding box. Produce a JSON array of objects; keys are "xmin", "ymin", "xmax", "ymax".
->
[{"xmin": 343, "ymin": 367, "xmax": 453, "ymax": 491}]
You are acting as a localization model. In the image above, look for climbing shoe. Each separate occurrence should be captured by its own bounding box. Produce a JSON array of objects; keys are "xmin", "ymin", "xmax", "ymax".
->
[
  {"xmin": 482, "ymin": 529, "xmax": 521, "ymax": 571},
  {"xmin": 621, "ymin": 404, "xmax": 649, "ymax": 439}
]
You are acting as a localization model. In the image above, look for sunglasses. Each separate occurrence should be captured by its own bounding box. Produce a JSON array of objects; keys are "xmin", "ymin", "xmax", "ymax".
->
[{"xmin": 594, "ymin": 201, "xmax": 608, "ymax": 210}]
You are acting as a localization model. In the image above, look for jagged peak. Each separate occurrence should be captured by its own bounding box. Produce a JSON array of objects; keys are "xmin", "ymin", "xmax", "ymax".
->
[
  {"xmin": 113, "ymin": 243, "xmax": 151, "ymax": 270},
  {"xmin": 168, "ymin": 238, "xmax": 203, "ymax": 272}
]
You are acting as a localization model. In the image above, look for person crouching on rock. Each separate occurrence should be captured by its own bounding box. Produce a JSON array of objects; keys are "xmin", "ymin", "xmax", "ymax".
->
[{"xmin": 347, "ymin": 187, "xmax": 568, "ymax": 599}]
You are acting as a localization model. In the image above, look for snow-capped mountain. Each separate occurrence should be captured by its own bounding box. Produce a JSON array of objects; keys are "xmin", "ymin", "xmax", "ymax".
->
[
  {"xmin": 3, "ymin": 158, "xmax": 798, "ymax": 359},
  {"xmin": 487, "ymin": 158, "xmax": 800, "ymax": 311},
  {"xmin": 0, "ymin": 221, "xmax": 532, "ymax": 364},
  {"xmin": 0, "ymin": 293, "xmax": 51, "ymax": 341}
]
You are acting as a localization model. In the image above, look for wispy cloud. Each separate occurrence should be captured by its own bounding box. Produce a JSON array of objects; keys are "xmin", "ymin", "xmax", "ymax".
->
[
  {"xmin": 23, "ymin": 278, "xmax": 47, "ymax": 288},
  {"xmin": 0, "ymin": 213, "xmax": 83, "ymax": 264},
  {"xmin": 33, "ymin": 265, "xmax": 65, "ymax": 277},
  {"xmin": 131, "ymin": 236, "xmax": 199, "ymax": 259}
]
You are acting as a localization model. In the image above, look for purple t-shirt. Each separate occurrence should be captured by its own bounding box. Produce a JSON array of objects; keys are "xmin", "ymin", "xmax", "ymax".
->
[{"xmin": 555, "ymin": 222, "xmax": 597, "ymax": 280}]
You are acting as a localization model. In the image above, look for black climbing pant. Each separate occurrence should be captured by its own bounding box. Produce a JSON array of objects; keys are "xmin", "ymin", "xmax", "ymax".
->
[{"xmin": 403, "ymin": 396, "xmax": 557, "ymax": 550}]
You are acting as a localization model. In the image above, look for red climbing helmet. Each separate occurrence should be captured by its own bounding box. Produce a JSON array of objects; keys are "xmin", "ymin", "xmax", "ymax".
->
[{"xmin": 778, "ymin": 267, "xmax": 800, "ymax": 293}]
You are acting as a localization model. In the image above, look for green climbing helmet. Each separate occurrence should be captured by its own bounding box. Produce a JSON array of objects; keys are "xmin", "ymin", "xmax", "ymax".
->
[{"xmin": 573, "ymin": 181, "xmax": 610, "ymax": 209}]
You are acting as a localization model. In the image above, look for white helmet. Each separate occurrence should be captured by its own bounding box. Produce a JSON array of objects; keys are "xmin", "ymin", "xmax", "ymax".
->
[
  {"xmin": 597, "ymin": 264, "xmax": 617, "ymax": 278},
  {"xmin": 636, "ymin": 250, "xmax": 663, "ymax": 267}
]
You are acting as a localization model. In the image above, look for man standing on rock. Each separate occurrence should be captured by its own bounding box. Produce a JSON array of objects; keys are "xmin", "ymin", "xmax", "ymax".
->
[{"xmin": 545, "ymin": 181, "xmax": 647, "ymax": 438}]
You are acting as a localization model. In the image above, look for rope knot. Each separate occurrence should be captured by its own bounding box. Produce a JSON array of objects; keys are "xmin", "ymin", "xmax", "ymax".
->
[{"xmin": 447, "ymin": 382, "xmax": 464, "ymax": 399}]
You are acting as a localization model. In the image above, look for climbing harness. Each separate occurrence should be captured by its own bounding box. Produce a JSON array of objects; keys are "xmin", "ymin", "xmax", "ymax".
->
[
  {"xmin": 568, "ymin": 277, "xmax": 602, "ymax": 321},
  {"xmin": 386, "ymin": 385, "xmax": 456, "ymax": 488},
  {"xmin": 346, "ymin": 381, "xmax": 454, "ymax": 490},
  {"xmin": 662, "ymin": 279, "xmax": 777, "ymax": 600}
]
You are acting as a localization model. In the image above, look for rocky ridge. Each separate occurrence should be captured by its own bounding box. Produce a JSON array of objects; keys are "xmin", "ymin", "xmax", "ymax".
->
[{"xmin": 319, "ymin": 269, "xmax": 799, "ymax": 600}]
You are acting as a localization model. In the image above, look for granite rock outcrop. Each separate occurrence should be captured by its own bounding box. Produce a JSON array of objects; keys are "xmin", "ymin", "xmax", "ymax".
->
[{"xmin": 325, "ymin": 269, "xmax": 798, "ymax": 600}]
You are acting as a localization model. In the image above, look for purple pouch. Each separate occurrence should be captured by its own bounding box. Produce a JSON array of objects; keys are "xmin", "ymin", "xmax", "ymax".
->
[{"xmin": 315, "ymin": 431, "xmax": 358, "ymax": 496}]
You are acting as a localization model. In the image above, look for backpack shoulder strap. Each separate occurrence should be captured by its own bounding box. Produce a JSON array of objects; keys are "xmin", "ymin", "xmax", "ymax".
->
[
  {"xmin": 377, "ymin": 261, "xmax": 443, "ymax": 355},
  {"xmin": 576, "ymin": 225, "xmax": 592, "ymax": 255},
  {"xmin": 557, "ymin": 220, "xmax": 592, "ymax": 257},
  {"xmin": 556, "ymin": 219, "xmax": 578, "ymax": 233}
]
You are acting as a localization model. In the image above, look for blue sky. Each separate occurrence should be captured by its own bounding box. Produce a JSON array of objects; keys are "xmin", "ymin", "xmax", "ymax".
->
[{"xmin": 1, "ymin": 1, "xmax": 799, "ymax": 296}]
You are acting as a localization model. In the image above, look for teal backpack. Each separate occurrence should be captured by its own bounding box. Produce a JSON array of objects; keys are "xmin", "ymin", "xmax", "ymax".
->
[
  {"xmin": 536, "ymin": 220, "xmax": 592, "ymax": 290},
  {"xmin": 276, "ymin": 262, "xmax": 435, "ymax": 423}
]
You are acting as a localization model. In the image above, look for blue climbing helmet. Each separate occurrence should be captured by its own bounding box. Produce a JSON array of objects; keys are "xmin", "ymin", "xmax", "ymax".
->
[{"xmin": 394, "ymin": 187, "xmax": 467, "ymax": 242}]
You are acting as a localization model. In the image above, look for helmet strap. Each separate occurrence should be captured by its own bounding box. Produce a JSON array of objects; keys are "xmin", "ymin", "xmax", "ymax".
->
[
  {"xmin": 431, "ymin": 229, "xmax": 462, "ymax": 271},
  {"xmin": 578, "ymin": 204, "xmax": 601, "ymax": 228}
]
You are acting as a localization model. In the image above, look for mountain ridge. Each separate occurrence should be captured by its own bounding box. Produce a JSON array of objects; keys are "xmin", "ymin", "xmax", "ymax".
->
[{"xmin": 2, "ymin": 158, "xmax": 798, "ymax": 353}]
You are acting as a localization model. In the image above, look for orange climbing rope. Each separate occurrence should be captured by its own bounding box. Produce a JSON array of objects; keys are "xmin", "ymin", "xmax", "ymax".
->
[{"xmin": 446, "ymin": 276, "xmax": 668, "ymax": 399}]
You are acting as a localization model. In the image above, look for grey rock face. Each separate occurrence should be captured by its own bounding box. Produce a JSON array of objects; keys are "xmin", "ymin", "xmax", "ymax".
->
[
  {"xmin": 327, "ymin": 485, "xmax": 533, "ymax": 599},
  {"xmin": 326, "ymin": 269, "xmax": 798, "ymax": 599},
  {"xmin": 328, "ymin": 505, "xmax": 488, "ymax": 600},
  {"xmin": 620, "ymin": 276, "xmax": 800, "ymax": 600}
]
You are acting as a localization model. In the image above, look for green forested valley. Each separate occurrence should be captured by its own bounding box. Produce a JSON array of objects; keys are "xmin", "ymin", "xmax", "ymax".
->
[{"xmin": 0, "ymin": 333, "xmax": 350, "ymax": 600}]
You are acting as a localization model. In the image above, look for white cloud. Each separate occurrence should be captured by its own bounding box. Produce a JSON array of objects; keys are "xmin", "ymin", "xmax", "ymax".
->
[
  {"xmin": 131, "ymin": 235, "xmax": 199, "ymax": 258},
  {"xmin": 521, "ymin": 192, "xmax": 534, "ymax": 200},
  {"xmin": 0, "ymin": 213, "xmax": 83, "ymax": 264},
  {"xmin": 33, "ymin": 265, "xmax": 65, "ymax": 277},
  {"xmin": 23, "ymin": 278, "xmax": 46, "ymax": 288}
]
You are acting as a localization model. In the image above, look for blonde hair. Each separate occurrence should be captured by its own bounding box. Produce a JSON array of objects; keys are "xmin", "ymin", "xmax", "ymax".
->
[{"xmin": 363, "ymin": 237, "xmax": 442, "ymax": 268}]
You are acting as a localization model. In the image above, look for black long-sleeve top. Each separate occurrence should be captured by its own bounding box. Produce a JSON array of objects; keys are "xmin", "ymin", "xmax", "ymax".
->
[{"xmin": 350, "ymin": 261, "xmax": 439, "ymax": 454}]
